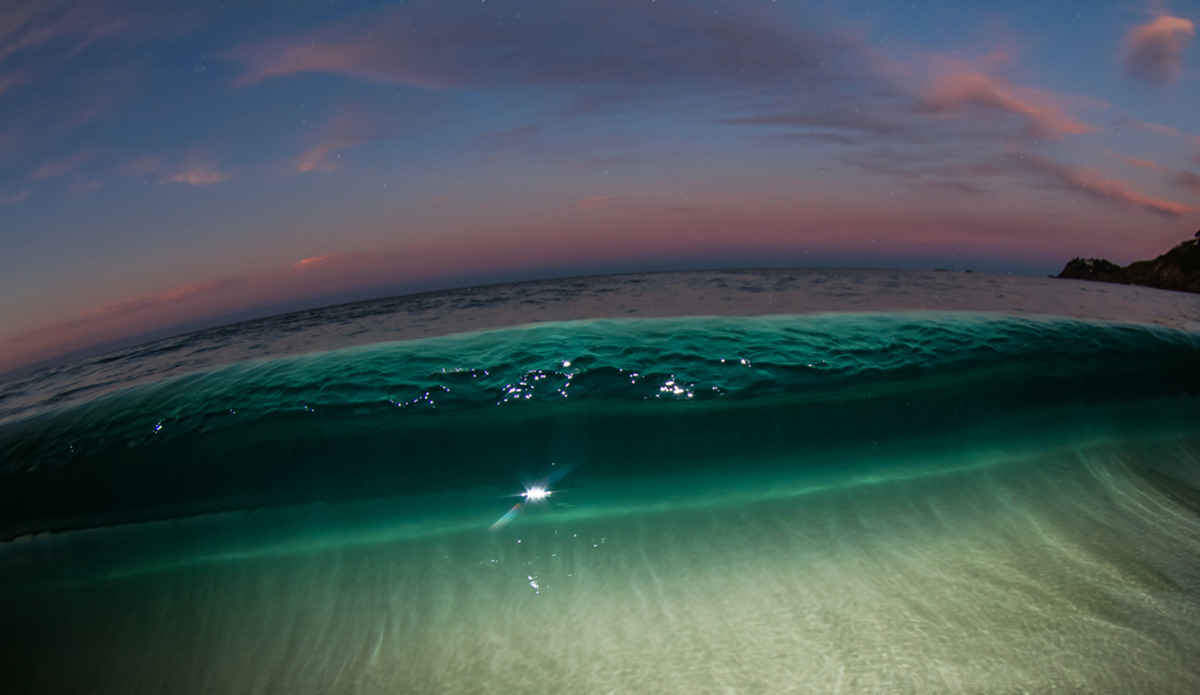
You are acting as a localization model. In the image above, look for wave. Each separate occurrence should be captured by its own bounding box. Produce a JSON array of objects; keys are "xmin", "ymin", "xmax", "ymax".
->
[{"xmin": 2, "ymin": 312, "xmax": 1199, "ymax": 540}]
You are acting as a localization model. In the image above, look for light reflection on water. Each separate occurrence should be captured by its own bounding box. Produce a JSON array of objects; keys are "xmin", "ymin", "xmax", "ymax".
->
[{"xmin": 6, "ymin": 268, "xmax": 1199, "ymax": 424}]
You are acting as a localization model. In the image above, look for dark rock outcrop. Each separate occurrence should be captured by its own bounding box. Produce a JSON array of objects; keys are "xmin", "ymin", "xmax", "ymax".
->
[{"xmin": 1057, "ymin": 230, "xmax": 1200, "ymax": 294}]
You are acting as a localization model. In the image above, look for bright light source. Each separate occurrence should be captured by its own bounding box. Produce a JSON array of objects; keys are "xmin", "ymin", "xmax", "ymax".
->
[{"xmin": 523, "ymin": 486, "xmax": 550, "ymax": 501}]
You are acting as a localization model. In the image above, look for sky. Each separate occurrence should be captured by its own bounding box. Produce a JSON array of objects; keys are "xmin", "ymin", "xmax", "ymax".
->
[{"xmin": 2, "ymin": 0, "xmax": 1199, "ymax": 377}]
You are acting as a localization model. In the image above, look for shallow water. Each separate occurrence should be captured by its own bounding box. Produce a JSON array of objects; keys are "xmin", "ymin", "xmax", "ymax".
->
[
  {"xmin": 3, "ymin": 271, "xmax": 1200, "ymax": 693},
  {"xmin": 6, "ymin": 440, "xmax": 1200, "ymax": 693}
]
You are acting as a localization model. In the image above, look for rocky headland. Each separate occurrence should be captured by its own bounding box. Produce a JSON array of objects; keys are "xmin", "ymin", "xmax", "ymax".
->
[{"xmin": 1057, "ymin": 230, "xmax": 1200, "ymax": 294}]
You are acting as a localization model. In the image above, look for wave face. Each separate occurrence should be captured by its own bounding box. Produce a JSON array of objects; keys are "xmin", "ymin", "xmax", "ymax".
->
[
  {"xmin": 1, "ymin": 312, "xmax": 1198, "ymax": 540},
  {"xmin": 3, "ymin": 302, "xmax": 1200, "ymax": 693}
]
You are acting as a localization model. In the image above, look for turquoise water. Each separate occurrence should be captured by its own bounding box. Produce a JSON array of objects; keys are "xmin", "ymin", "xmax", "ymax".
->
[{"xmin": 3, "ymin": 290, "xmax": 1200, "ymax": 692}]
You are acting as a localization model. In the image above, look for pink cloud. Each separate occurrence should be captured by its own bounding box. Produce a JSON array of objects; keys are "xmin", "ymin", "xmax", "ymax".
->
[
  {"xmin": 160, "ymin": 162, "xmax": 234, "ymax": 186},
  {"xmin": 27, "ymin": 150, "xmax": 92, "ymax": 180},
  {"xmin": 294, "ymin": 143, "xmax": 346, "ymax": 173},
  {"xmin": 1107, "ymin": 149, "xmax": 1200, "ymax": 196},
  {"xmin": 919, "ymin": 59, "xmax": 1096, "ymax": 138},
  {"xmin": 1124, "ymin": 13, "xmax": 1195, "ymax": 84},
  {"xmin": 157, "ymin": 282, "xmax": 218, "ymax": 303},
  {"xmin": 77, "ymin": 279, "xmax": 235, "ymax": 321},
  {"xmin": 573, "ymin": 196, "xmax": 624, "ymax": 211},
  {"xmin": 226, "ymin": 28, "xmax": 454, "ymax": 89},
  {"xmin": 0, "ymin": 188, "xmax": 29, "ymax": 204},
  {"xmin": 1015, "ymin": 152, "xmax": 1199, "ymax": 216},
  {"xmin": 293, "ymin": 254, "xmax": 344, "ymax": 268},
  {"xmin": 1125, "ymin": 119, "xmax": 1200, "ymax": 154},
  {"xmin": 290, "ymin": 105, "xmax": 399, "ymax": 173},
  {"xmin": 1127, "ymin": 119, "xmax": 1182, "ymax": 137},
  {"xmin": 1114, "ymin": 154, "xmax": 1165, "ymax": 170}
]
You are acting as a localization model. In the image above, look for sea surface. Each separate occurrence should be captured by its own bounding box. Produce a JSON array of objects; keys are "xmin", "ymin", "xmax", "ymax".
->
[{"xmin": 3, "ymin": 269, "xmax": 1200, "ymax": 694}]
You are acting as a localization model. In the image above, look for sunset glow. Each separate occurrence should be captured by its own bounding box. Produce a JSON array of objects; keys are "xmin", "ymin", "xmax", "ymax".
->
[{"xmin": 2, "ymin": 0, "xmax": 1198, "ymax": 377}]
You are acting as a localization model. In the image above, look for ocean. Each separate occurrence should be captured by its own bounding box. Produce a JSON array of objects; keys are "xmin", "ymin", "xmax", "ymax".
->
[{"xmin": 2, "ymin": 269, "xmax": 1200, "ymax": 694}]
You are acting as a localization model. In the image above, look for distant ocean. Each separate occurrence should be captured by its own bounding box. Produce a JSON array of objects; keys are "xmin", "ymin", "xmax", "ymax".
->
[{"xmin": 3, "ymin": 269, "xmax": 1200, "ymax": 694}]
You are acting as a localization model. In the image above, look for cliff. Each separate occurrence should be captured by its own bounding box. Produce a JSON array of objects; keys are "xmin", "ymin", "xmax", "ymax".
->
[{"xmin": 1057, "ymin": 231, "xmax": 1200, "ymax": 294}]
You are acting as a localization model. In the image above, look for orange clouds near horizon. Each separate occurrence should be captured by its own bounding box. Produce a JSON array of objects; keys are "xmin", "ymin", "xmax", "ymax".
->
[
  {"xmin": 6, "ymin": 193, "xmax": 1181, "ymax": 378},
  {"xmin": 1014, "ymin": 151, "xmax": 1199, "ymax": 217}
]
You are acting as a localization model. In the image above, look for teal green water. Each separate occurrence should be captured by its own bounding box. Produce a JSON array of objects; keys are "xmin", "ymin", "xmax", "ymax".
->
[{"xmin": 3, "ymin": 312, "xmax": 1200, "ymax": 693}]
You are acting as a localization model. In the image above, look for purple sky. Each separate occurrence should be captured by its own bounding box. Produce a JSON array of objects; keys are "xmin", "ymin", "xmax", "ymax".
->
[{"xmin": 2, "ymin": 0, "xmax": 1199, "ymax": 376}]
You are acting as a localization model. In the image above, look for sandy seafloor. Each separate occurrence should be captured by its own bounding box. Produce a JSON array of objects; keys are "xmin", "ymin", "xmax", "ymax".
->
[{"xmin": 3, "ymin": 269, "xmax": 1200, "ymax": 694}]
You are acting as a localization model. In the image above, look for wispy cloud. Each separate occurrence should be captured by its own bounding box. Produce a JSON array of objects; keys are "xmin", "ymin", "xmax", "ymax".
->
[
  {"xmin": 27, "ymin": 150, "xmax": 92, "ymax": 180},
  {"xmin": 224, "ymin": 0, "xmax": 853, "ymax": 98},
  {"xmin": 1122, "ymin": 118, "xmax": 1200, "ymax": 155},
  {"xmin": 1013, "ymin": 151, "xmax": 1198, "ymax": 216},
  {"xmin": 159, "ymin": 161, "xmax": 234, "ymax": 186},
  {"xmin": 1123, "ymin": 13, "xmax": 1195, "ymax": 84},
  {"xmin": 0, "ymin": 68, "xmax": 29, "ymax": 97},
  {"xmin": 1126, "ymin": 119, "xmax": 1183, "ymax": 138},
  {"xmin": 0, "ymin": 1, "xmax": 213, "ymax": 201},
  {"xmin": 290, "ymin": 106, "xmax": 388, "ymax": 173},
  {"xmin": 76, "ymin": 278, "xmax": 239, "ymax": 322},
  {"xmin": 1110, "ymin": 151, "xmax": 1200, "ymax": 196},
  {"xmin": 0, "ymin": 0, "xmax": 134, "ymax": 62},
  {"xmin": 226, "ymin": 28, "xmax": 455, "ymax": 90},
  {"xmin": 723, "ymin": 46, "xmax": 1099, "ymax": 159},
  {"xmin": 1113, "ymin": 154, "xmax": 1165, "ymax": 170},
  {"xmin": 0, "ymin": 188, "xmax": 29, "ymax": 205},
  {"xmin": 572, "ymin": 195, "xmax": 623, "ymax": 211},
  {"xmin": 722, "ymin": 109, "xmax": 907, "ymax": 142},
  {"xmin": 917, "ymin": 57, "xmax": 1097, "ymax": 138},
  {"xmin": 0, "ymin": 1, "xmax": 178, "ymax": 128},
  {"xmin": 294, "ymin": 143, "xmax": 346, "ymax": 173},
  {"xmin": 1108, "ymin": 147, "xmax": 1200, "ymax": 198},
  {"xmin": 293, "ymin": 254, "xmax": 344, "ymax": 268}
]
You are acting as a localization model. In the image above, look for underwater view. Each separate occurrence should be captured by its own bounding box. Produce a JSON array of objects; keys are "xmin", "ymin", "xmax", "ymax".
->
[{"xmin": 3, "ymin": 270, "xmax": 1200, "ymax": 693}]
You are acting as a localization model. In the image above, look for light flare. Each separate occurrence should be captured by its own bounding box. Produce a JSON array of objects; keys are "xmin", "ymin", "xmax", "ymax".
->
[{"xmin": 489, "ymin": 464, "xmax": 574, "ymax": 530}]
